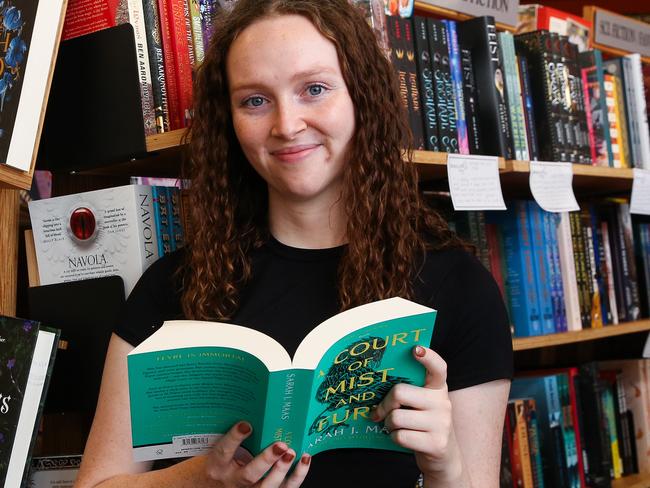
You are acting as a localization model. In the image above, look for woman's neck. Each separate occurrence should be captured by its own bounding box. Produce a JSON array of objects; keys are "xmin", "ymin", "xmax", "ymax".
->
[{"xmin": 268, "ymin": 194, "xmax": 348, "ymax": 249}]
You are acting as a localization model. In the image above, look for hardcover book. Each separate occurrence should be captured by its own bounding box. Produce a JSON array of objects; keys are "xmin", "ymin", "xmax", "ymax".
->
[
  {"xmin": 0, "ymin": 0, "xmax": 67, "ymax": 172},
  {"xmin": 28, "ymin": 184, "xmax": 160, "ymax": 297},
  {"xmin": 128, "ymin": 297, "xmax": 436, "ymax": 461},
  {"xmin": 0, "ymin": 317, "xmax": 59, "ymax": 488}
]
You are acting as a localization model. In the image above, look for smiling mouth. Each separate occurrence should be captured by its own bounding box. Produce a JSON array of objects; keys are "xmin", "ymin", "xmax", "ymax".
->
[{"xmin": 271, "ymin": 144, "xmax": 321, "ymax": 161}]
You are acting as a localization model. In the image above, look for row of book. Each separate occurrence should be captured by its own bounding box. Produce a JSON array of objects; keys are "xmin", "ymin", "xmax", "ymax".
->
[
  {"xmin": 502, "ymin": 360, "xmax": 650, "ymax": 488},
  {"xmin": 381, "ymin": 12, "xmax": 650, "ymax": 168},
  {"xmin": 442, "ymin": 200, "xmax": 650, "ymax": 337},
  {"xmin": 27, "ymin": 184, "xmax": 185, "ymax": 298},
  {"xmin": 62, "ymin": 0, "xmax": 236, "ymax": 135}
]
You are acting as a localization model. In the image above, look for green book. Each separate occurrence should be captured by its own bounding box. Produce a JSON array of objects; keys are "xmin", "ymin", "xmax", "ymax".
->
[{"xmin": 128, "ymin": 297, "xmax": 436, "ymax": 461}]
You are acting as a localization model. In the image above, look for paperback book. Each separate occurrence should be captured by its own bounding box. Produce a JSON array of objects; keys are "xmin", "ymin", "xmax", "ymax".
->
[{"xmin": 128, "ymin": 297, "xmax": 436, "ymax": 461}]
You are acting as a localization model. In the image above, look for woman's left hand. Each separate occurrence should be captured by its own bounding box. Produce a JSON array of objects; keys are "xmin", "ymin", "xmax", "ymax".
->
[{"xmin": 371, "ymin": 346, "xmax": 464, "ymax": 483}]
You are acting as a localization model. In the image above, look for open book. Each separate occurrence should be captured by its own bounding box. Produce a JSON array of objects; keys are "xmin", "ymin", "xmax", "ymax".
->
[{"xmin": 128, "ymin": 297, "xmax": 436, "ymax": 461}]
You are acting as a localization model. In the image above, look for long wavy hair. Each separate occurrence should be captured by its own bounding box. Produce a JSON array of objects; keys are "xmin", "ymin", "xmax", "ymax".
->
[{"xmin": 182, "ymin": 0, "xmax": 465, "ymax": 321}]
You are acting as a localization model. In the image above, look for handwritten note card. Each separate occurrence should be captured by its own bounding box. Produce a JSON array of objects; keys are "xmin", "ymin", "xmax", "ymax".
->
[
  {"xmin": 529, "ymin": 161, "xmax": 579, "ymax": 213},
  {"xmin": 447, "ymin": 154, "xmax": 506, "ymax": 211},
  {"xmin": 630, "ymin": 168, "xmax": 650, "ymax": 216}
]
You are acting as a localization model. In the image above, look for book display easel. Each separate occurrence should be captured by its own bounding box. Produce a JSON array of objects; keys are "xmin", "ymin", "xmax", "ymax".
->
[{"xmin": 2, "ymin": 0, "xmax": 650, "ymax": 486}]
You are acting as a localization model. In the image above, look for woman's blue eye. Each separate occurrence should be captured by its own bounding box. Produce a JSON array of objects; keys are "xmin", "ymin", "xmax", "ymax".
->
[
  {"xmin": 246, "ymin": 96, "xmax": 265, "ymax": 107},
  {"xmin": 307, "ymin": 85, "xmax": 324, "ymax": 96}
]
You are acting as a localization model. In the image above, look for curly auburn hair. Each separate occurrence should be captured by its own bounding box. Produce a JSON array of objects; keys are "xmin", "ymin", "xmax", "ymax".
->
[{"xmin": 182, "ymin": 0, "xmax": 465, "ymax": 321}]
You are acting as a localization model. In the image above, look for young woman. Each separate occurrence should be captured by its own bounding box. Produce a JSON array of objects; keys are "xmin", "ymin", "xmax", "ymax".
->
[{"xmin": 75, "ymin": 1, "xmax": 513, "ymax": 487}]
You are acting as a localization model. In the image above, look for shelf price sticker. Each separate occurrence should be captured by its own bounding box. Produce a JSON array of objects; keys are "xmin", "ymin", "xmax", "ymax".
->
[
  {"xmin": 529, "ymin": 161, "xmax": 579, "ymax": 213},
  {"xmin": 630, "ymin": 169, "xmax": 650, "ymax": 216},
  {"xmin": 446, "ymin": 154, "xmax": 506, "ymax": 211}
]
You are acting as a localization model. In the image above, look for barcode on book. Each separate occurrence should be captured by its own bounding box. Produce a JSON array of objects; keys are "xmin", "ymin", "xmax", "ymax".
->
[
  {"xmin": 181, "ymin": 437, "xmax": 210, "ymax": 446},
  {"xmin": 172, "ymin": 434, "xmax": 220, "ymax": 456}
]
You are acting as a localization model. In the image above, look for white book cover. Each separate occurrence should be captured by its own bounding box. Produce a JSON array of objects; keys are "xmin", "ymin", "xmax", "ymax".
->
[
  {"xmin": 556, "ymin": 212, "xmax": 581, "ymax": 331},
  {"xmin": 28, "ymin": 184, "xmax": 159, "ymax": 297},
  {"xmin": 626, "ymin": 54, "xmax": 650, "ymax": 169}
]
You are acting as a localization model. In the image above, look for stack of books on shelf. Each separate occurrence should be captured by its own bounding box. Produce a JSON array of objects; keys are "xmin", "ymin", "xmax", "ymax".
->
[
  {"xmin": 434, "ymin": 200, "xmax": 650, "ymax": 338},
  {"xmin": 361, "ymin": 2, "xmax": 650, "ymax": 168},
  {"xmin": 504, "ymin": 360, "xmax": 650, "ymax": 488},
  {"xmin": 27, "ymin": 184, "xmax": 186, "ymax": 297}
]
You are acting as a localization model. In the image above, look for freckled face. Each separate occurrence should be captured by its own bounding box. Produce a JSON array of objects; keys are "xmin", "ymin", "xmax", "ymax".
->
[{"xmin": 227, "ymin": 14, "xmax": 356, "ymax": 206}]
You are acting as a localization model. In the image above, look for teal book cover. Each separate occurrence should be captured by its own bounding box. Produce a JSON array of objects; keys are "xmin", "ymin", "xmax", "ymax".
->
[{"xmin": 128, "ymin": 297, "xmax": 436, "ymax": 462}]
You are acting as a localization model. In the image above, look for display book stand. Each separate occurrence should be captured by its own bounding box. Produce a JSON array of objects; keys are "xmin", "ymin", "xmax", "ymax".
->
[{"xmin": 5, "ymin": 3, "xmax": 650, "ymax": 485}]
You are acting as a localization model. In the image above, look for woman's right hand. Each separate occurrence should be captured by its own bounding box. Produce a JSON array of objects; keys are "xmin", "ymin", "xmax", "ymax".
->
[{"xmin": 202, "ymin": 421, "xmax": 311, "ymax": 487}]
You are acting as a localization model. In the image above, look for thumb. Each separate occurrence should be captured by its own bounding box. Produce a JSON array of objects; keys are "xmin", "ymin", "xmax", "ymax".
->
[{"xmin": 413, "ymin": 346, "xmax": 447, "ymax": 390}]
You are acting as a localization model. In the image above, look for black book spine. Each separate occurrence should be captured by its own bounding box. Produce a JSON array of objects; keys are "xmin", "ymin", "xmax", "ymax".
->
[
  {"xmin": 616, "ymin": 204, "xmax": 641, "ymax": 321},
  {"xmin": 457, "ymin": 15, "xmax": 513, "ymax": 159},
  {"xmin": 515, "ymin": 30, "xmax": 568, "ymax": 162},
  {"xmin": 578, "ymin": 364, "xmax": 614, "ymax": 488},
  {"xmin": 142, "ymin": 0, "xmax": 170, "ymax": 132},
  {"xmin": 570, "ymin": 211, "xmax": 592, "ymax": 328},
  {"xmin": 386, "ymin": 15, "xmax": 412, "ymax": 147},
  {"xmin": 603, "ymin": 204, "xmax": 628, "ymax": 323},
  {"xmin": 550, "ymin": 32, "xmax": 578, "ymax": 163},
  {"xmin": 518, "ymin": 56, "xmax": 539, "ymax": 160},
  {"xmin": 413, "ymin": 17, "xmax": 439, "ymax": 152},
  {"xmin": 563, "ymin": 38, "xmax": 592, "ymax": 165},
  {"xmin": 427, "ymin": 18, "xmax": 458, "ymax": 153},
  {"xmin": 400, "ymin": 18, "xmax": 426, "ymax": 150},
  {"xmin": 461, "ymin": 48, "xmax": 481, "ymax": 154}
]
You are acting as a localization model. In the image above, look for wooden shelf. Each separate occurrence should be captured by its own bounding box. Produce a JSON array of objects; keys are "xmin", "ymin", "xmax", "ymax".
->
[
  {"xmin": 146, "ymin": 129, "xmax": 187, "ymax": 153},
  {"xmin": 513, "ymin": 320, "xmax": 650, "ymax": 351},
  {"xmin": 414, "ymin": 1, "xmax": 516, "ymax": 32},
  {"xmin": 0, "ymin": 164, "xmax": 34, "ymax": 191},
  {"xmin": 612, "ymin": 472, "xmax": 650, "ymax": 488}
]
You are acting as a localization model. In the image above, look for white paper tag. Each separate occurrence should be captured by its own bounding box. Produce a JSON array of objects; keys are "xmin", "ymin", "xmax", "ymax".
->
[
  {"xmin": 529, "ymin": 161, "xmax": 580, "ymax": 213},
  {"xmin": 446, "ymin": 154, "xmax": 506, "ymax": 211},
  {"xmin": 630, "ymin": 168, "xmax": 650, "ymax": 216}
]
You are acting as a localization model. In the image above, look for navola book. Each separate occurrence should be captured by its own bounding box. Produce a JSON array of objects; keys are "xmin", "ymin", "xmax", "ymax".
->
[{"xmin": 128, "ymin": 297, "xmax": 436, "ymax": 461}]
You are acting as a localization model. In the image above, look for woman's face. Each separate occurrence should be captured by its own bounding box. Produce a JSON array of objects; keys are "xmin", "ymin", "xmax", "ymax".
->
[{"xmin": 227, "ymin": 14, "xmax": 356, "ymax": 207}]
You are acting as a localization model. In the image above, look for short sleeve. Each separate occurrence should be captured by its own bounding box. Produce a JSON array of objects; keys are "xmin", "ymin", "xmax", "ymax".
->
[
  {"xmin": 427, "ymin": 249, "xmax": 514, "ymax": 391},
  {"xmin": 115, "ymin": 250, "xmax": 184, "ymax": 347}
]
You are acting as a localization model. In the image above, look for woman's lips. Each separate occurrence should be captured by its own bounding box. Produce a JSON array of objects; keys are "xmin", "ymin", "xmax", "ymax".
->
[{"xmin": 271, "ymin": 144, "xmax": 320, "ymax": 162}]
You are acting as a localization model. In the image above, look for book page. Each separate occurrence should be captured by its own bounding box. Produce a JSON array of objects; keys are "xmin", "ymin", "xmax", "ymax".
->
[{"xmin": 128, "ymin": 346, "xmax": 270, "ymax": 462}]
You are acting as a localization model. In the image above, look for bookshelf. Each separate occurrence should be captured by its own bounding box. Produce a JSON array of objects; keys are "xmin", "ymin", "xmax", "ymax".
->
[
  {"xmin": 583, "ymin": 6, "xmax": 650, "ymax": 63},
  {"xmin": 612, "ymin": 472, "xmax": 650, "ymax": 488},
  {"xmin": 413, "ymin": 1, "xmax": 516, "ymax": 32}
]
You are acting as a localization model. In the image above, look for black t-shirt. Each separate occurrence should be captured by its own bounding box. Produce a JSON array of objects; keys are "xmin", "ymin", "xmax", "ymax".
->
[{"xmin": 117, "ymin": 237, "xmax": 513, "ymax": 487}]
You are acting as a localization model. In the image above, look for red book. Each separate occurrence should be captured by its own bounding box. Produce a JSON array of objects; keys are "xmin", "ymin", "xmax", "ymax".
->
[
  {"xmin": 158, "ymin": 0, "xmax": 183, "ymax": 130},
  {"xmin": 164, "ymin": 0, "xmax": 194, "ymax": 129},
  {"xmin": 62, "ymin": 0, "xmax": 121, "ymax": 41},
  {"xmin": 485, "ymin": 223, "xmax": 506, "ymax": 301}
]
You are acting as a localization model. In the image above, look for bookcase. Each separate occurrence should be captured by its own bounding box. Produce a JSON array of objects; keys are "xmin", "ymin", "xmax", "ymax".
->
[{"xmin": 2, "ymin": 0, "xmax": 650, "ymax": 486}]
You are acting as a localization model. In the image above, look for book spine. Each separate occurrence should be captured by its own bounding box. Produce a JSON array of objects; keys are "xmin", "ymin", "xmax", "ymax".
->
[
  {"xmin": 199, "ymin": 0, "xmax": 216, "ymax": 48},
  {"xmin": 157, "ymin": 0, "xmax": 182, "ymax": 130},
  {"xmin": 616, "ymin": 203, "xmax": 641, "ymax": 321},
  {"xmin": 544, "ymin": 210, "xmax": 567, "ymax": 333},
  {"xmin": 515, "ymin": 399, "xmax": 535, "ymax": 487},
  {"xmin": 151, "ymin": 186, "xmax": 165, "ymax": 256},
  {"xmin": 569, "ymin": 212, "xmax": 592, "ymax": 329},
  {"xmin": 427, "ymin": 18, "xmax": 457, "ymax": 153},
  {"xmin": 545, "ymin": 376, "xmax": 570, "ymax": 487},
  {"xmin": 517, "ymin": 202, "xmax": 542, "ymax": 336},
  {"xmin": 189, "ymin": 0, "xmax": 205, "ymax": 64},
  {"xmin": 508, "ymin": 402, "xmax": 526, "ymax": 487},
  {"xmin": 459, "ymin": 16, "xmax": 513, "ymax": 159},
  {"xmin": 557, "ymin": 374, "xmax": 580, "ymax": 488},
  {"xmin": 601, "ymin": 220, "xmax": 620, "ymax": 324},
  {"xmin": 591, "ymin": 209, "xmax": 612, "ymax": 325},
  {"xmin": 528, "ymin": 202, "xmax": 554, "ymax": 335},
  {"xmin": 612, "ymin": 75, "xmax": 631, "ymax": 168},
  {"xmin": 640, "ymin": 224, "xmax": 650, "ymax": 316},
  {"xmin": 603, "ymin": 74, "xmax": 622, "ymax": 168},
  {"xmin": 401, "ymin": 17, "xmax": 426, "ymax": 151},
  {"xmin": 580, "ymin": 66, "xmax": 598, "ymax": 165},
  {"xmin": 142, "ymin": 0, "xmax": 170, "ymax": 133},
  {"xmin": 601, "ymin": 382, "xmax": 623, "ymax": 478},
  {"xmin": 620, "ymin": 57, "xmax": 640, "ymax": 166},
  {"xmin": 628, "ymin": 55, "xmax": 650, "ymax": 169},
  {"xmin": 557, "ymin": 212, "xmax": 582, "ymax": 331},
  {"xmin": 461, "ymin": 48, "xmax": 481, "ymax": 154},
  {"xmin": 127, "ymin": 0, "xmax": 157, "ymax": 136},
  {"xmin": 168, "ymin": 187, "xmax": 186, "ymax": 250},
  {"xmin": 501, "ymin": 407, "xmax": 515, "ymax": 488},
  {"xmin": 445, "ymin": 20, "xmax": 468, "ymax": 155},
  {"xmin": 613, "ymin": 372, "xmax": 635, "ymax": 475},
  {"xmin": 566, "ymin": 369, "xmax": 588, "ymax": 488},
  {"xmin": 133, "ymin": 186, "xmax": 160, "ymax": 273},
  {"xmin": 166, "ymin": 0, "xmax": 194, "ymax": 128},
  {"xmin": 183, "ymin": 0, "xmax": 196, "ymax": 67},
  {"xmin": 550, "ymin": 33, "xmax": 577, "ymax": 164},
  {"xmin": 499, "ymin": 32, "xmax": 526, "ymax": 161},
  {"xmin": 387, "ymin": 16, "xmax": 413, "ymax": 148},
  {"xmin": 518, "ymin": 55, "xmax": 539, "ymax": 161},
  {"xmin": 604, "ymin": 204, "xmax": 628, "ymax": 322},
  {"xmin": 581, "ymin": 210, "xmax": 603, "ymax": 328},
  {"xmin": 158, "ymin": 187, "xmax": 173, "ymax": 254},
  {"xmin": 564, "ymin": 40, "xmax": 591, "ymax": 165},
  {"xmin": 412, "ymin": 17, "xmax": 439, "ymax": 152}
]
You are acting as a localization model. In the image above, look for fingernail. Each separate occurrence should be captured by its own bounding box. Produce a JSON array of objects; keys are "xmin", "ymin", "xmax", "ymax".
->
[
  {"xmin": 273, "ymin": 443, "xmax": 288, "ymax": 456},
  {"xmin": 301, "ymin": 454, "xmax": 311, "ymax": 465},
  {"xmin": 238, "ymin": 422, "xmax": 251, "ymax": 435},
  {"xmin": 281, "ymin": 451, "xmax": 295, "ymax": 463},
  {"xmin": 414, "ymin": 345, "xmax": 426, "ymax": 357}
]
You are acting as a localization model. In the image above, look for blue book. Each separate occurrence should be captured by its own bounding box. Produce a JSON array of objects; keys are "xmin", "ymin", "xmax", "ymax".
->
[
  {"xmin": 527, "ymin": 202, "xmax": 554, "ymax": 335},
  {"xmin": 443, "ymin": 20, "xmax": 468, "ymax": 154},
  {"xmin": 151, "ymin": 186, "xmax": 172, "ymax": 256},
  {"xmin": 543, "ymin": 211, "xmax": 567, "ymax": 333},
  {"xmin": 498, "ymin": 203, "xmax": 542, "ymax": 337},
  {"xmin": 167, "ymin": 187, "xmax": 185, "ymax": 251}
]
